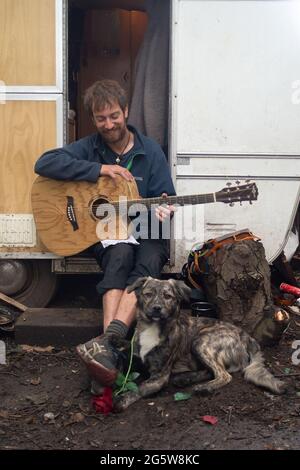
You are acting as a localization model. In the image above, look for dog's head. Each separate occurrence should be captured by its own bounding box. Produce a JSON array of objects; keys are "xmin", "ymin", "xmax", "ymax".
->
[{"xmin": 127, "ymin": 277, "xmax": 191, "ymax": 323}]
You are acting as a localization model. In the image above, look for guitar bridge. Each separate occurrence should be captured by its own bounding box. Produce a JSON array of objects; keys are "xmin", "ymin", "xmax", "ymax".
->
[{"xmin": 66, "ymin": 196, "xmax": 79, "ymax": 231}]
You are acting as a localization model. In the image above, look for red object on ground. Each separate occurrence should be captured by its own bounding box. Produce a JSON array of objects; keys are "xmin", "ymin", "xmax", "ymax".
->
[
  {"xmin": 280, "ymin": 283, "xmax": 300, "ymax": 297},
  {"xmin": 201, "ymin": 415, "xmax": 218, "ymax": 425},
  {"xmin": 91, "ymin": 387, "xmax": 113, "ymax": 415}
]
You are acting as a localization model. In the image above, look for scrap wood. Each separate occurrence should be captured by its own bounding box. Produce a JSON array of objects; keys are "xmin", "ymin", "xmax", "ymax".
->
[
  {"xmin": 21, "ymin": 345, "xmax": 54, "ymax": 353},
  {"xmin": 274, "ymin": 372, "xmax": 300, "ymax": 378},
  {"xmin": 0, "ymin": 292, "xmax": 27, "ymax": 312}
]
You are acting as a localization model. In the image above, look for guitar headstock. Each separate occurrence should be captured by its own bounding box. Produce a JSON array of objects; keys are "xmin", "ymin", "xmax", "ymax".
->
[{"xmin": 216, "ymin": 181, "xmax": 258, "ymax": 205}]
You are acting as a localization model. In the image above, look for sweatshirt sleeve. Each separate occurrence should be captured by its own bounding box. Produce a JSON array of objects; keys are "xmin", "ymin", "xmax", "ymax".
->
[
  {"xmin": 147, "ymin": 144, "xmax": 176, "ymax": 197},
  {"xmin": 34, "ymin": 138, "xmax": 101, "ymax": 182}
]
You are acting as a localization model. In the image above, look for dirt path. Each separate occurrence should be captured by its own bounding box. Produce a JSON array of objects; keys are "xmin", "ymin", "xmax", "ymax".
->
[{"xmin": 1, "ymin": 276, "xmax": 300, "ymax": 450}]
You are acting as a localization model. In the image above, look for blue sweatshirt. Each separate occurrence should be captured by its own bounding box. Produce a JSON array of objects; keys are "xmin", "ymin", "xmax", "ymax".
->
[{"xmin": 34, "ymin": 125, "xmax": 176, "ymax": 199}]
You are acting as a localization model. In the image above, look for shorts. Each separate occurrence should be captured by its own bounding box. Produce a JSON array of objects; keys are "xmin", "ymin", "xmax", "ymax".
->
[{"xmin": 92, "ymin": 239, "xmax": 169, "ymax": 295}]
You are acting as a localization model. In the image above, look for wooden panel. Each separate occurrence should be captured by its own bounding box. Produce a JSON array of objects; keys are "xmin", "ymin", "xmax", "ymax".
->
[
  {"xmin": 130, "ymin": 10, "xmax": 148, "ymax": 76},
  {"xmin": 0, "ymin": 100, "xmax": 56, "ymax": 253},
  {"xmin": 0, "ymin": 0, "xmax": 56, "ymax": 86},
  {"xmin": 0, "ymin": 100, "xmax": 56, "ymax": 212}
]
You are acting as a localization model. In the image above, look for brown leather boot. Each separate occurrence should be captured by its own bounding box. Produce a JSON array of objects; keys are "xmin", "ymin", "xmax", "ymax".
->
[{"xmin": 76, "ymin": 334, "xmax": 119, "ymax": 386}]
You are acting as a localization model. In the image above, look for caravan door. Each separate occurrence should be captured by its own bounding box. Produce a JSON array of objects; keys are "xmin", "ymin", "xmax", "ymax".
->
[{"xmin": 170, "ymin": 0, "xmax": 300, "ymax": 270}]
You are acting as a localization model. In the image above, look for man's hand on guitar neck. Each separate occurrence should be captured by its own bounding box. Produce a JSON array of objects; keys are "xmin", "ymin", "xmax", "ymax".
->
[
  {"xmin": 100, "ymin": 164, "xmax": 134, "ymax": 182},
  {"xmin": 156, "ymin": 193, "xmax": 176, "ymax": 222},
  {"xmin": 99, "ymin": 166, "xmax": 174, "ymax": 221}
]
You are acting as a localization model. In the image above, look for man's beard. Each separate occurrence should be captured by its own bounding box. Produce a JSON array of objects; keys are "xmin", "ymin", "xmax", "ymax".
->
[{"xmin": 100, "ymin": 125, "xmax": 127, "ymax": 145}]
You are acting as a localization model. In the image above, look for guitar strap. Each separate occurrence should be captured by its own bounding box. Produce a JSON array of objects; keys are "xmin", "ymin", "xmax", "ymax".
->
[
  {"xmin": 126, "ymin": 158, "xmax": 133, "ymax": 172},
  {"xmin": 125, "ymin": 152, "xmax": 140, "ymax": 172}
]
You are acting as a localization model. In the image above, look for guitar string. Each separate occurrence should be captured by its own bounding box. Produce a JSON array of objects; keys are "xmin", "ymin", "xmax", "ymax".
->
[
  {"xmin": 62, "ymin": 194, "xmax": 217, "ymax": 211},
  {"xmin": 58, "ymin": 186, "xmax": 254, "ymax": 211},
  {"xmin": 62, "ymin": 193, "xmax": 250, "ymax": 212}
]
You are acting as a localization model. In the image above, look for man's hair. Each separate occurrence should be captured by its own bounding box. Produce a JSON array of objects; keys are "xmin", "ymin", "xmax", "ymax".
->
[{"xmin": 83, "ymin": 79, "xmax": 128, "ymax": 116}]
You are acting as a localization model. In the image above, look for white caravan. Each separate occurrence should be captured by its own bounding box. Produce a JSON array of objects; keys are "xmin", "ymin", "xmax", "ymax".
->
[{"xmin": 0, "ymin": 0, "xmax": 299, "ymax": 306}]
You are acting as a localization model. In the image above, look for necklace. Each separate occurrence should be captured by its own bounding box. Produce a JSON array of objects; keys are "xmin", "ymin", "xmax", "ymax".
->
[{"xmin": 115, "ymin": 132, "xmax": 131, "ymax": 164}]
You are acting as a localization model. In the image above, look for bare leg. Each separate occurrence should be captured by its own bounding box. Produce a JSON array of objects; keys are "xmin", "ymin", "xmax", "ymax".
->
[
  {"xmin": 103, "ymin": 289, "xmax": 137, "ymax": 331},
  {"xmin": 102, "ymin": 289, "xmax": 123, "ymax": 331},
  {"xmin": 114, "ymin": 289, "xmax": 137, "ymax": 327}
]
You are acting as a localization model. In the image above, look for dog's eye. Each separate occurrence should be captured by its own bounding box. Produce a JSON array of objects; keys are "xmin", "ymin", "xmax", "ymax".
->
[
  {"xmin": 144, "ymin": 292, "xmax": 152, "ymax": 299},
  {"xmin": 163, "ymin": 293, "xmax": 173, "ymax": 300}
]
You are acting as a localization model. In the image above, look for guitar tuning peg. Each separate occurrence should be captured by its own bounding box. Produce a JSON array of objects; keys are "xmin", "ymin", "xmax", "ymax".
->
[
  {"xmin": 226, "ymin": 182, "xmax": 232, "ymax": 187},
  {"xmin": 245, "ymin": 179, "xmax": 250, "ymax": 183},
  {"xmin": 229, "ymin": 202, "xmax": 235, "ymax": 207},
  {"xmin": 235, "ymin": 180, "xmax": 240, "ymax": 185}
]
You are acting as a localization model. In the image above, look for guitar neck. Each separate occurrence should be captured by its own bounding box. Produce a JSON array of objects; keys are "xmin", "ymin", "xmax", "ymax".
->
[{"xmin": 127, "ymin": 193, "xmax": 216, "ymax": 209}]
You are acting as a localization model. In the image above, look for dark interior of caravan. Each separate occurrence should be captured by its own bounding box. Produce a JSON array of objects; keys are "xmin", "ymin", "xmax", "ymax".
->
[{"xmin": 68, "ymin": 0, "xmax": 170, "ymax": 151}]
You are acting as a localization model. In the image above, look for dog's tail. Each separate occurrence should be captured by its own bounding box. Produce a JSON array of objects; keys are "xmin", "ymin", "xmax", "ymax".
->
[{"xmin": 243, "ymin": 335, "xmax": 285, "ymax": 395}]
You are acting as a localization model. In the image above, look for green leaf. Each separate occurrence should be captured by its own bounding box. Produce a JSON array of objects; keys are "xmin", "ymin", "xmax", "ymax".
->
[
  {"xmin": 125, "ymin": 381, "xmax": 139, "ymax": 392},
  {"xmin": 174, "ymin": 392, "xmax": 192, "ymax": 401},
  {"xmin": 128, "ymin": 372, "xmax": 140, "ymax": 381},
  {"xmin": 284, "ymin": 368, "xmax": 291, "ymax": 375},
  {"xmin": 115, "ymin": 372, "xmax": 126, "ymax": 386}
]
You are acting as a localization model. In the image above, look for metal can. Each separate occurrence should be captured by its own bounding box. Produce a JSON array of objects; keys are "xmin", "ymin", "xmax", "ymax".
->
[{"xmin": 280, "ymin": 283, "xmax": 300, "ymax": 297}]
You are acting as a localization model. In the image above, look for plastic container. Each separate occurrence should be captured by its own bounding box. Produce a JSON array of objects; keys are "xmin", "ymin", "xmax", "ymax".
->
[
  {"xmin": 280, "ymin": 283, "xmax": 300, "ymax": 297},
  {"xmin": 191, "ymin": 301, "xmax": 217, "ymax": 319}
]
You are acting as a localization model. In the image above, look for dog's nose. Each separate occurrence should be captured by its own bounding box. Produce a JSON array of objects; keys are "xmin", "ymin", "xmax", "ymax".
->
[
  {"xmin": 151, "ymin": 306, "xmax": 162, "ymax": 318},
  {"xmin": 152, "ymin": 305, "xmax": 161, "ymax": 313}
]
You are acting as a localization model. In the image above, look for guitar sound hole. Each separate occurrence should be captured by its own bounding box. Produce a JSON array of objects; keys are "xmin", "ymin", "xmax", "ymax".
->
[{"xmin": 91, "ymin": 198, "xmax": 112, "ymax": 221}]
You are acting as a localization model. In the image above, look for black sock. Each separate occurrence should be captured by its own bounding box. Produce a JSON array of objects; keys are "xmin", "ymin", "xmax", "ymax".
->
[{"xmin": 106, "ymin": 319, "xmax": 128, "ymax": 338}]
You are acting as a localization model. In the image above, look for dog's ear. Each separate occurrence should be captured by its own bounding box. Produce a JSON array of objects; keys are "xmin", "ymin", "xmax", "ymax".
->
[
  {"xmin": 127, "ymin": 276, "xmax": 151, "ymax": 295},
  {"xmin": 168, "ymin": 279, "xmax": 191, "ymax": 303}
]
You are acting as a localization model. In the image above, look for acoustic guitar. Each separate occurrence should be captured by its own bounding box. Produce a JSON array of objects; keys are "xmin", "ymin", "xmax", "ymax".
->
[{"xmin": 31, "ymin": 175, "xmax": 258, "ymax": 256}]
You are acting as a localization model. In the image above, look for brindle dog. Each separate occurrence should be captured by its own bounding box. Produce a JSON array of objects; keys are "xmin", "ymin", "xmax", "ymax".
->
[{"xmin": 113, "ymin": 277, "xmax": 285, "ymax": 411}]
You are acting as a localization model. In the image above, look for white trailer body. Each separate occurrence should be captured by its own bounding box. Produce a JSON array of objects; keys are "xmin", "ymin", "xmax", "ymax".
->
[{"xmin": 170, "ymin": 0, "xmax": 300, "ymax": 270}]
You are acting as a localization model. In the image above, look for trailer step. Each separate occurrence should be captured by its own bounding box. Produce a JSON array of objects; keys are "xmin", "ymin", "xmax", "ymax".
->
[
  {"xmin": 15, "ymin": 308, "xmax": 103, "ymax": 347},
  {"xmin": 52, "ymin": 257, "xmax": 101, "ymax": 274},
  {"xmin": 52, "ymin": 256, "xmax": 172, "ymax": 274}
]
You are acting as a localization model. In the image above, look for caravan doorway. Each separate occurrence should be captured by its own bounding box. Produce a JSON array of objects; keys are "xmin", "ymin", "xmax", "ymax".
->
[
  {"xmin": 68, "ymin": 0, "xmax": 170, "ymax": 151},
  {"xmin": 54, "ymin": 0, "xmax": 172, "ymax": 275}
]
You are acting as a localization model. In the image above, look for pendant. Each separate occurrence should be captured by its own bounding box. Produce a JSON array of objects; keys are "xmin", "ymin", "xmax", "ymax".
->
[{"xmin": 116, "ymin": 157, "xmax": 120, "ymax": 164}]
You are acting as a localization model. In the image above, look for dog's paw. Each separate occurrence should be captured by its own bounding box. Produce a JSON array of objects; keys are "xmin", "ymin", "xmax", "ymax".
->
[
  {"xmin": 276, "ymin": 380, "xmax": 288, "ymax": 395},
  {"xmin": 113, "ymin": 396, "xmax": 128, "ymax": 413},
  {"xmin": 267, "ymin": 378, "xmax": 287, "ymax": 395},
  {"xmin": 113, "ymin": 391, "xmax": 141, "ymax": 412}
]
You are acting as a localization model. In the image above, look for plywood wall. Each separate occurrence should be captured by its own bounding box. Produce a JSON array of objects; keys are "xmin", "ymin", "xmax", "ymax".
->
[
  {"xmin": 0, "ymin": 0, "xmax": 56, "ymax": 86},
  {"xmin": 0, "ymin": 100, "xmax": 57, "ymax": 213},
  {"xmin": 0, "ymin": 100, "xmax": 57, "ymax": 253}
]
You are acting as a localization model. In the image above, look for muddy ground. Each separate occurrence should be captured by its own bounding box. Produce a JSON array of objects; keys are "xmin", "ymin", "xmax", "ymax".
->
[{"xmin": 1, "ymin": 275, "xmax": 300, "ymax": 451}]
